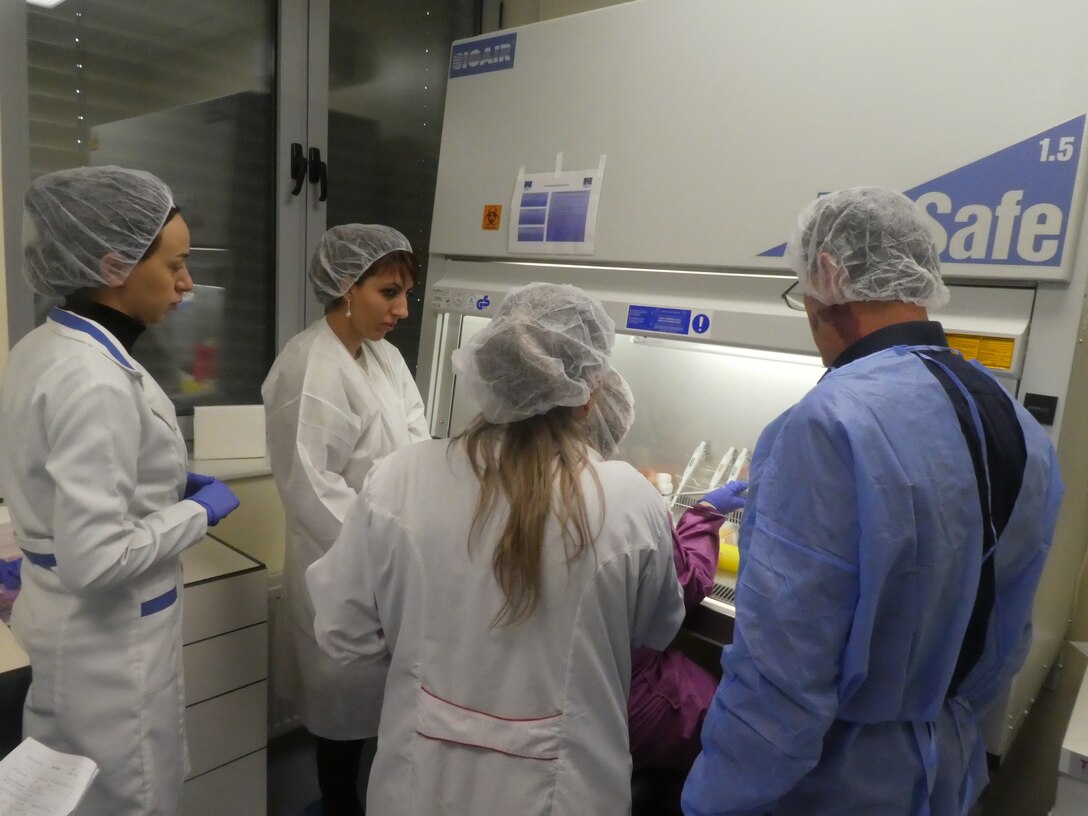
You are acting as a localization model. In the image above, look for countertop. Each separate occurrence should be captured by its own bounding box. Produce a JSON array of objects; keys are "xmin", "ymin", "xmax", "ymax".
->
[
  {"xmin": 189, "ymin": 455, "xmax": 272, "ymax": 481},
  {"xmin": 0, "ymin": 534, "xmax": 264, "ymax": 677},
  {"xmin": 0, "ymin": 622, "xmax": 27, "ymax": 674}
]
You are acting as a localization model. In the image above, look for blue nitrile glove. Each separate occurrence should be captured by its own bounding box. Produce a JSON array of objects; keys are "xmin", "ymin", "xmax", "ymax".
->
[
  {"xmin": 700, "ymin": 480, "xmax": 749, "ymax": 514},
  {"xmin": 185, "ymin": 471, "xmax": 215, "ymax": 499},
  {"xmin": 188, "ymin": 478, "xmax": 240, "ymax": 526},
  {"xmin": 0, "ymin": 558, "xmax": 21, "ymax": 591}
]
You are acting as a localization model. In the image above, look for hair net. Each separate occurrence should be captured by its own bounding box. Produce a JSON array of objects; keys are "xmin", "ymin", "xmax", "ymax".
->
[
  {"xmin": 22, "ymin": 165, "xmax": 175, "ymax": 297},
  {"xmin": 452, "ymin": 282, "xmax": 615, "ymax": 423},
  {"xmin": 784, "ymin": 186, "xmax": 949, "ymax": 308},
  {"xmin": 585, "ymin": 370, "xmax": 635, "ymax": 459},
  {"xmin": 309, "ymin": 224, "xmax": 413, "ymax": 306}
]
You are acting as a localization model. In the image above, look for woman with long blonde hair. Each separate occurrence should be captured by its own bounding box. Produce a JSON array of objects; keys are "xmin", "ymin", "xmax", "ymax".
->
[{"xmin": 307, "ymin": 282, "xmax": 685, "ymax": 816}]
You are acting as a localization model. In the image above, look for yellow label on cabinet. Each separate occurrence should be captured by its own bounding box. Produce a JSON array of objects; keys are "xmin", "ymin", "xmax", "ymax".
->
[{"xmin": 945, "ymin": 333, "xmax": 1015, "ymax": 371}]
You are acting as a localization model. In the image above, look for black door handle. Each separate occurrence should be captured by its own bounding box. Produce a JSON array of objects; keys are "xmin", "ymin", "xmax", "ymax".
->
[
  {"xmin": 290, "ymin": 143, "xmax": 308, "ymax": 196},
  {"xmin": 308, "ymin": 147, "xmax": 328, "ymax": 202}
]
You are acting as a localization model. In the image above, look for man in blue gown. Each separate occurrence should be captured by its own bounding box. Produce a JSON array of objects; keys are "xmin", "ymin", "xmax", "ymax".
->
[{"xmin": 682, "ymin": 187, "xmax": 1064, "ymax": 816}]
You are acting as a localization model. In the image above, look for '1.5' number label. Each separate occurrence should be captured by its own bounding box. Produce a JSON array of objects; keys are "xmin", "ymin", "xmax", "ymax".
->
[{"xmin": 1039, "ymin": 136, "xmax": 1075, "ymax": 162}]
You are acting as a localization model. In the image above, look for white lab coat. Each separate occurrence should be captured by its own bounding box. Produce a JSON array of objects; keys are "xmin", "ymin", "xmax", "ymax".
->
[
  {"xmin": 262, "ymin": 317, "xmax": 429, "ymax": 739},
  {"xmin": 307, "ymin": 440, "xmax": 686, "ymax": 816},
  {"xmin": 0, "ymin": 309, "xmax": 208, "ymax": 816}
]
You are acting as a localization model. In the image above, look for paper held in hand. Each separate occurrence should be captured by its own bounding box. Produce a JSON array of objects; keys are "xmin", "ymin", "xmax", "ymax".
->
[{"xmin": 0, "ymin": 737, "xmax": 98, "ymax": 816}]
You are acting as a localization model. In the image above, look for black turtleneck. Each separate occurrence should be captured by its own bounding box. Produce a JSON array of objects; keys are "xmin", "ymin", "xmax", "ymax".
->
[
  {"xmin": 61, "ymin": 299, "xmax": 146, "ymax": 353},
  {"xmin": 827, "ymin": 320, "xmax": 947, "ymax": 370}
]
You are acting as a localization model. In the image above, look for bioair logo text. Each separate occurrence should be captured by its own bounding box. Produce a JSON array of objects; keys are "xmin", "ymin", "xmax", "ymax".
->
[{"xmin": 449, "ymin": 33, "xmax": 517, "ymax": 79}]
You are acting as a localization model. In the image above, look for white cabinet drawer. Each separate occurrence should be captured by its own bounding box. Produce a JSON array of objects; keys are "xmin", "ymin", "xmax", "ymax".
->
[
  {"xmin": 185, "ymin": 680, "xmax": 267, "ymax": 779},
  {"xmin": 182, "ymin": 749, "xmax": 266, "ymax": 816},
  {"xmin": 183, "ymin": 623, "xmax": 267, "ymax": 705},
  {"xmin": 183, "ymin": 569, "xmax": 266, "ymax": 645}
]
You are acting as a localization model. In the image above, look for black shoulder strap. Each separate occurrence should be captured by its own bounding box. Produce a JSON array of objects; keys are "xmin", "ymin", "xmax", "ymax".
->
[{"xmin": 911, "ymin": 351, "xmax": 996, "ymax": 697}]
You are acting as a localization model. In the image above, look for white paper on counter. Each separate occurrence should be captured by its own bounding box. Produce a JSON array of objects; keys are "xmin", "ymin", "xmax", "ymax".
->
[
  {"xmin": 509, "ymin": 155, "xmax": 605, "ymax": 255},
  {"xmin": 0, "ymin": 737, "xmax": 98, "ymax": 815},
  {"xmin": 194, "ymin": 404, "xmax": 267, "ymax": 460}
]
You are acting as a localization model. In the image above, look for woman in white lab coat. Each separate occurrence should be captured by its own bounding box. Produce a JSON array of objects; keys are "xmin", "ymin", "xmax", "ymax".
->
[
  {"xmin": 0, "ymin": 165, "xmax": 240, "ymax": 816},
  {"xmin": 262, "ymin": 224, "xmax": 430, "ymax": 816},
  {"xmin": 306, "ymin": 282, "xmax": 686, "ymax": 816}
]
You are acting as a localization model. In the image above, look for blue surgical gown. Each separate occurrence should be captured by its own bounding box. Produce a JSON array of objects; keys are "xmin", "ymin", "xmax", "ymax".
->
[{"xmin": 682, "ymin": 343, "xmax": 1063, "ymax": 816}]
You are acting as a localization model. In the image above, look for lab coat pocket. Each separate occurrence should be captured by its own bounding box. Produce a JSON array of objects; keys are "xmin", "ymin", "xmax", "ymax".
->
[
  {"xmin": 416, "ymin": 686, "xmax": 561, "ymax": 761},
  {"xmin": 13, "ymin": 534, "xmax": 58, "ymax": 570},
  {"xmin": 135, "ymin": 569, "xmax": 183, "ymax": 697}
]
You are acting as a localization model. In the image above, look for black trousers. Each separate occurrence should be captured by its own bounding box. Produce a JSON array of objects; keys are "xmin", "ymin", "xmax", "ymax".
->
[{"xmin": 314, "ymin": 735, "xmax": 367, "ymax": 816}]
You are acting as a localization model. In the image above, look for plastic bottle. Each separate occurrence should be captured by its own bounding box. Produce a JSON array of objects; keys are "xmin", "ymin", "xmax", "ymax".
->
[
  {"xmin": 193, "ymin": 340, "xmax": 218, "ymax": 384},
  {"xmin": 654, "ymin": 472, "xmax": 674, "ymax": 496}
]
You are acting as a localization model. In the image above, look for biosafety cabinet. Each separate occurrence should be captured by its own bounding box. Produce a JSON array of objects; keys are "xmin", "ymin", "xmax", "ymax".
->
[{"xmin": 415, "ymin": 0, "xmax": 1088, "ymax": 760}]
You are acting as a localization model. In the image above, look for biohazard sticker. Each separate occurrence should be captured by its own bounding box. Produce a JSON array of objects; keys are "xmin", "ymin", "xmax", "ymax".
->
[{"xmin": 482, "ymin": 204, "xmax": 502, "ymax": 230}]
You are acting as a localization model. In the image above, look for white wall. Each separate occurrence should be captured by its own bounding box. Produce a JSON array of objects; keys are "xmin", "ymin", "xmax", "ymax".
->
[
  {"xmin": 539, "ymin": 0, "xmax": 630, "ymax": 18},
  {"xmin": 486, "ymin": 0, "xmax": 631, "ymax": 29},
  {"xmin": 0, "ymin": 101, "xmax": 9, "ymax": 378},
  {"xmin": 0, "ymin": 0, "xmax": 32, "ymax": 355}
]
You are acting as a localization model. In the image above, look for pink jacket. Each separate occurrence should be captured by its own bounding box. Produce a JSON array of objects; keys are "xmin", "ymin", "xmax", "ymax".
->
[{"xmin": 630, "ymin": 504, "xmax": 723, "ymax": 772}]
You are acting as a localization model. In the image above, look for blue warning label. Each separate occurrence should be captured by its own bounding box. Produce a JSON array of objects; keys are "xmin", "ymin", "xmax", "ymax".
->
[{"xmin": 626, "ymin": 305, "xmax": 693, "ymax": 335}]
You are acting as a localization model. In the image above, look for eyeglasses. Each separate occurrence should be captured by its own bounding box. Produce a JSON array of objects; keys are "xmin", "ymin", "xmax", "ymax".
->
[{"xmin": 781, "ymin": 281, "xmax": 806, "ymax": 311}]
